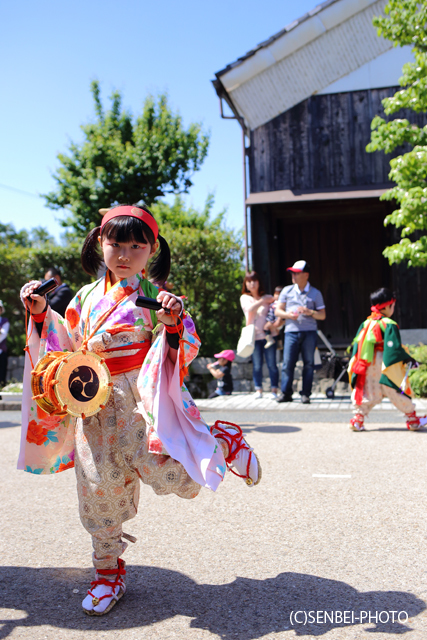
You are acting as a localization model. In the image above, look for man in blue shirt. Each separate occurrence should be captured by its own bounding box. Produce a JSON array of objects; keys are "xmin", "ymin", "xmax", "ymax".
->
[{"xmin": 275, "ymin": 261, "xmax": 326, "ymax": 404}]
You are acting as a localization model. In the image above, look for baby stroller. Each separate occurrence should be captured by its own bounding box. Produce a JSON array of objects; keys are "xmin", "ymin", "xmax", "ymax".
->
[{"xmin": 317, "ymin": 330, "xmax": 349, "ymax": 399}]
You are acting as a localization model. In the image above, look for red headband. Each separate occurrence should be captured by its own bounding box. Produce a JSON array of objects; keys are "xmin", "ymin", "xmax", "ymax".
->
[
  {"xmin": 101, "ymin": 206, "xmax": 159, "ymax": 241},
  {"xmin": 371, "ymin": 299, "xmax": 396, "ymax": 313}
]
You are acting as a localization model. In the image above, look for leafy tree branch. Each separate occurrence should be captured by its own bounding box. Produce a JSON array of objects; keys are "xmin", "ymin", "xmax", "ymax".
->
[
  {"xmin": 367, "ymin": 0, "xmax": 427, "ymax": 266},
  {"xmin": 43, "ymin": 81, "xmax": 209, "ymax": 236}
]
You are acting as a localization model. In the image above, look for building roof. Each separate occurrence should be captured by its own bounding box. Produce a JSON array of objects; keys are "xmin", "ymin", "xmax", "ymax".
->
[
  {"xmin": 213, "ymin": 0, "xmax": 401, "ymax": 131},
  {"xmin": 216, "ymin": 0, "xmax": 341, "ymax": 78},
  {"xmin": 245, "ymin": 186, "xmax": 388, "ymax": 205}
]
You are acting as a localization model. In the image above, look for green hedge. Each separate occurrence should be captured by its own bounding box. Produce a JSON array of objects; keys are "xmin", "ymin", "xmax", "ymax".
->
[
  {"xmin": 1, "ymin": 232, "xmax": 245, "ymax": 358},
  {"xmin": 0, "ymin": 243, "xmax": 89, "ymax": 356},
  {"xmin": 164, "ymin": 222, "xmax": 245, "ymax": 357},
  {"xmin": 408, "ymin": 344, "xmax": 427, "ymax": 398}
]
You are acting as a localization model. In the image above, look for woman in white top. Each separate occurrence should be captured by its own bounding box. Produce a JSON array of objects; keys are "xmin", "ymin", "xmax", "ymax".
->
[{"xmin": 240, "ymin": 272, "xmax": 279, "ymax": 399}]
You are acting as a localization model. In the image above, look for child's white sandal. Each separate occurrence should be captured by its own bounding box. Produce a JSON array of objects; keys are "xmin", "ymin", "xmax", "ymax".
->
[{"xmin": 82, "ymin": 559, "xmax": 126, "ymax": 616}]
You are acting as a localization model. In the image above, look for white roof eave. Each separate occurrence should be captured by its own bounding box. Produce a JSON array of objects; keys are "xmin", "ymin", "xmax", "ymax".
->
[
  {"xmin": 219, "ymin": 0, "xmax": 378, "ymax": 93},
  {"xmin": 215, "ymin": 0, "xmax": 399, "ymax": 130}
]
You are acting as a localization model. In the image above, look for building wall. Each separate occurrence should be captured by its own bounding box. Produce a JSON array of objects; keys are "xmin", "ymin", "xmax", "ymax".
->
[
  {"xmin": 248, "ymin": 87, "xmax": 427, "ymax": 339},
  {"xmin": 249, "ymin": 87, "xmax": 427, "ymax": 193},
  {"xmin": 251, "ymin": 200, "xmax": 427, "ymax": 342}
]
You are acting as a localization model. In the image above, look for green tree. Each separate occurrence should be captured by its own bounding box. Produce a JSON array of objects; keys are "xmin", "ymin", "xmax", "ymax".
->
[
  {"xmin": 0, "ymin": 223, "xmax": 55, "ymax": 248},
  {"xmin": 2, "ymin": 201, "xmax": 245, "ymax": 359},
  {"xmin": 367, "ymin": 0, "xmax": 427, "ymax": 266},
  {"xmin": 0, "ymin": 223, "xmax": 31, "ymax": 247},
  {"xmin": 0, "ymin": 240, "xmax": 86, "ymax": 356},
  {"xmin": 43, "ymin": 81, "xmax": 209, "ymax": 237},
  {"xmin": 151, "ymin": 196, "xmax": 245, "ymax": 356},
  {"xmin": 29, "ymin": 227, "xmax": 56, "ymax": 247}
]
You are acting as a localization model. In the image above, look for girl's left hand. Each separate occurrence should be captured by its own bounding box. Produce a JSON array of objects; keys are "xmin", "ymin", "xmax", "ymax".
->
[{"xmin": 156, "ymin": 291, "xmax": 183, "ymax": 326}]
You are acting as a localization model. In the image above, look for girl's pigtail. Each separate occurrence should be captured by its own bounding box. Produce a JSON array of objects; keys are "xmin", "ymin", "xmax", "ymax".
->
[
  {"xmin": 148, "ymin": 234, "xmax": 171, "ymax": 286},
  {"xmin": 81, "ymin": 226, "xmax": 103, "ymax": 276}
]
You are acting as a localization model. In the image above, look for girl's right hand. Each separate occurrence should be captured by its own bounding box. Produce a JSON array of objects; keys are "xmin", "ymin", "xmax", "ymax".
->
[{"xmin": 20, "ymin": 281, "xmax": 47, "ymax": 315}]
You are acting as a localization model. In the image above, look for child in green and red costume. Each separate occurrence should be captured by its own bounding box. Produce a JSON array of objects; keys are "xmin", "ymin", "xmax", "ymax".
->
[{"xmin": 348, "ymin": 287, "xmax": 427, "ymax": 432}]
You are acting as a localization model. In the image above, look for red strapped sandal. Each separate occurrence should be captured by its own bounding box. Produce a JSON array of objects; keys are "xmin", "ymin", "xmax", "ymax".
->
[
  {"xmin": 82, "ymin": 558, "xmax": 126, "ymax": 616},
  {"xmin": 210, "ymin": 420, "xmax": 262, "ymax": 486},
  {"xmin": 350, "ymin": 414, "xmax": 365, "ymax": 432},
  {"xmin": 406, "ymin": 411, "xmax": 427, "ymax": 431}
]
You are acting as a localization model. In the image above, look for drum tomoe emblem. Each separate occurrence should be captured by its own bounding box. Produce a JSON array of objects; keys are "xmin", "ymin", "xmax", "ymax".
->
[{"xmin": 31, "ymin": 351, "xmax": 112, "ymax": 418}]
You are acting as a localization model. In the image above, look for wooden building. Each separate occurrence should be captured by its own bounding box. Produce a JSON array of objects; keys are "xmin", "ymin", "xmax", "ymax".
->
[{"xmin": 213, "ymin": 0, "xmax": 427, "ymax": 345}]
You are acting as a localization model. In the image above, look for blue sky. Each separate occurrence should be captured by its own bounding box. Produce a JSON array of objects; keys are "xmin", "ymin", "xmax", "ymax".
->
[{"xmin": 0, "ymin": 0, "xmax": 316, "ymax": 241}]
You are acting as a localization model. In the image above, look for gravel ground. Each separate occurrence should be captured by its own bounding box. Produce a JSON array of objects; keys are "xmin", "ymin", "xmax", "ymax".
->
[{"xmin": 1, "ymin": 410, "xmax": 427, "ymax": 639}]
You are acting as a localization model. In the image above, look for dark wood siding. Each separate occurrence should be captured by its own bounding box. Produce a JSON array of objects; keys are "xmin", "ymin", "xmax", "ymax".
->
[
  {"xmin": 249, "ymin": 88, "xmax": 427, "ymax": 193},
  {"xmin": 251, "ymin": 200, "xmax": 427, "ymax": 342}
]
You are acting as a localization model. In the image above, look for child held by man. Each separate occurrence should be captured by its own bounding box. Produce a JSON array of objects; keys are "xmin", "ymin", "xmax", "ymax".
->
[{"xmin": 264, "ymin": 286, "xmax": 284, "ymax": 349}]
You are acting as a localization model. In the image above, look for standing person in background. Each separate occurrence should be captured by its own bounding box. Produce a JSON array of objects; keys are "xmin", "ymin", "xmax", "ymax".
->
[
  {"xmin": 0, "ymin": 300, "xmax": 9, "ymax": 388},
  {"xmin": 275, "ymin": 261, "xmax": 326, "ymax": 404},
  {"xmin": 240, "ymin": 272, "xmax": 278, "ymax": 399},
  {"xmin": 44, "ymin": 267, "xmax": 74, "ymax": 317}
]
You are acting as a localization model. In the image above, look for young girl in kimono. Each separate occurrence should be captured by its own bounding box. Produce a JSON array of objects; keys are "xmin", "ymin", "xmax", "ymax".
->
[{"xmin": 19, "ymin": 205, "xmax": 261, "ymax": 616}]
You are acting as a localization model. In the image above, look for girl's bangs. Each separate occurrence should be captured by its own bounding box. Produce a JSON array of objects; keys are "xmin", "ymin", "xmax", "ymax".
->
[{"xmin": 101, "ymin": 216, "xmax": 154, "ymax": 245}]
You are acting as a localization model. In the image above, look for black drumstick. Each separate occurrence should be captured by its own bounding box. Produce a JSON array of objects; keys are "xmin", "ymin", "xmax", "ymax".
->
[
  {"xmin": 32, "ymin": 277, "xmax": 59, "ymax": 297},
  {"xmin": 135, "ymin": 295, "xmax": 171, "ymax": 314}
]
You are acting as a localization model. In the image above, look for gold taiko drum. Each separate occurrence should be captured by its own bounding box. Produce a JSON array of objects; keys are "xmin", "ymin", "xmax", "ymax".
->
[{"xmin": 31, "ymin": 351, "xmax": 112, "ymax": 418}]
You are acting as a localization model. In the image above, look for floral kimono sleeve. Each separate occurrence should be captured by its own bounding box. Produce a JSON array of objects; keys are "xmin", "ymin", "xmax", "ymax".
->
[
  {"xmin": 18, "ymin": 286, "xmax": 89, "ymax": 475},
  {"xmin": 137, "ymin": 313, "xmax": 226, "ymax": 492},
  {"xmin": 178, "ymin": 313, "xmax": 201, "ymax": 378}
]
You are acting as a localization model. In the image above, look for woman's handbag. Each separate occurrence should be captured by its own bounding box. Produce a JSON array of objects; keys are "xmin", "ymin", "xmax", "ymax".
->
[{"xmin": 236, "ymin": 324, "xmax": 256, "ymax": 358}]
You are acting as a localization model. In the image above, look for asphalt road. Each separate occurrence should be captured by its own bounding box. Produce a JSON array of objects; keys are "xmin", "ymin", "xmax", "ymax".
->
[{"xmin": 1, "ymin": 410, "xmax": 427, "ymax": 640}]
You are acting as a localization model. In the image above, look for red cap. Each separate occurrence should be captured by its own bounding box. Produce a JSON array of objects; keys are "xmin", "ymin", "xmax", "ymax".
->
[{"xmin": 101, "ymin": 206, "xmax": 159, "ymax": 240}]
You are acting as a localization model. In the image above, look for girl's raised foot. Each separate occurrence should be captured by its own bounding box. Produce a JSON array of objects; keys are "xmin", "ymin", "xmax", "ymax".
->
[
  {"xmin": 82, "ymin": 559, "xmax": 126, "ymax": 616},
  {"xmin": 211, "ymin": 420, "xmax": 262, "ymax": 487}
]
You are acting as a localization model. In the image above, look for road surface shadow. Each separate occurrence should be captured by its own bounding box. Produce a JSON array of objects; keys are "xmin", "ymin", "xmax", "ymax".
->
[
  {"xmin": 0, "ymin": 566, "xmax": 424, "ymax": 637},
  {"xmin": 241, "ymin": 424, "xmax": 301, "ymax": 434},
  {"xmin": 0, "ymin": 411, "xmax": 21, "ymax": 429},
  {"xmin": 0, "ymin": 421, "xmax": 20, "ymax": 430}
]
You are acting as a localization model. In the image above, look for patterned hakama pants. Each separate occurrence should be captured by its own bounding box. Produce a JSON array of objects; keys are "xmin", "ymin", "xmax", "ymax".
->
[
  {"xmin": 352, "ymin": 352, "xmax": 415, "ymax": 418},
  {"xmin": 74, "ymin": 369, "xmax": 202, "ymax": 570}
]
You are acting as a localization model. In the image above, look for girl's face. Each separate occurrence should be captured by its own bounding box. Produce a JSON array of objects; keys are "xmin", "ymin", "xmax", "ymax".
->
[
  {"xmin": 246, "ymin": 279, "xmax": 259, "ymax": 295},
  {"xmin": 100, "ymin": 234, "xmax": 158, "ymax": 284}
]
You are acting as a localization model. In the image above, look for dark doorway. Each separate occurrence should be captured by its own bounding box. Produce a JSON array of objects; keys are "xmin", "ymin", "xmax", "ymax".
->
[{"xmin": 269, "ymin": 199, "xmax": 391, "ymax": 345}]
